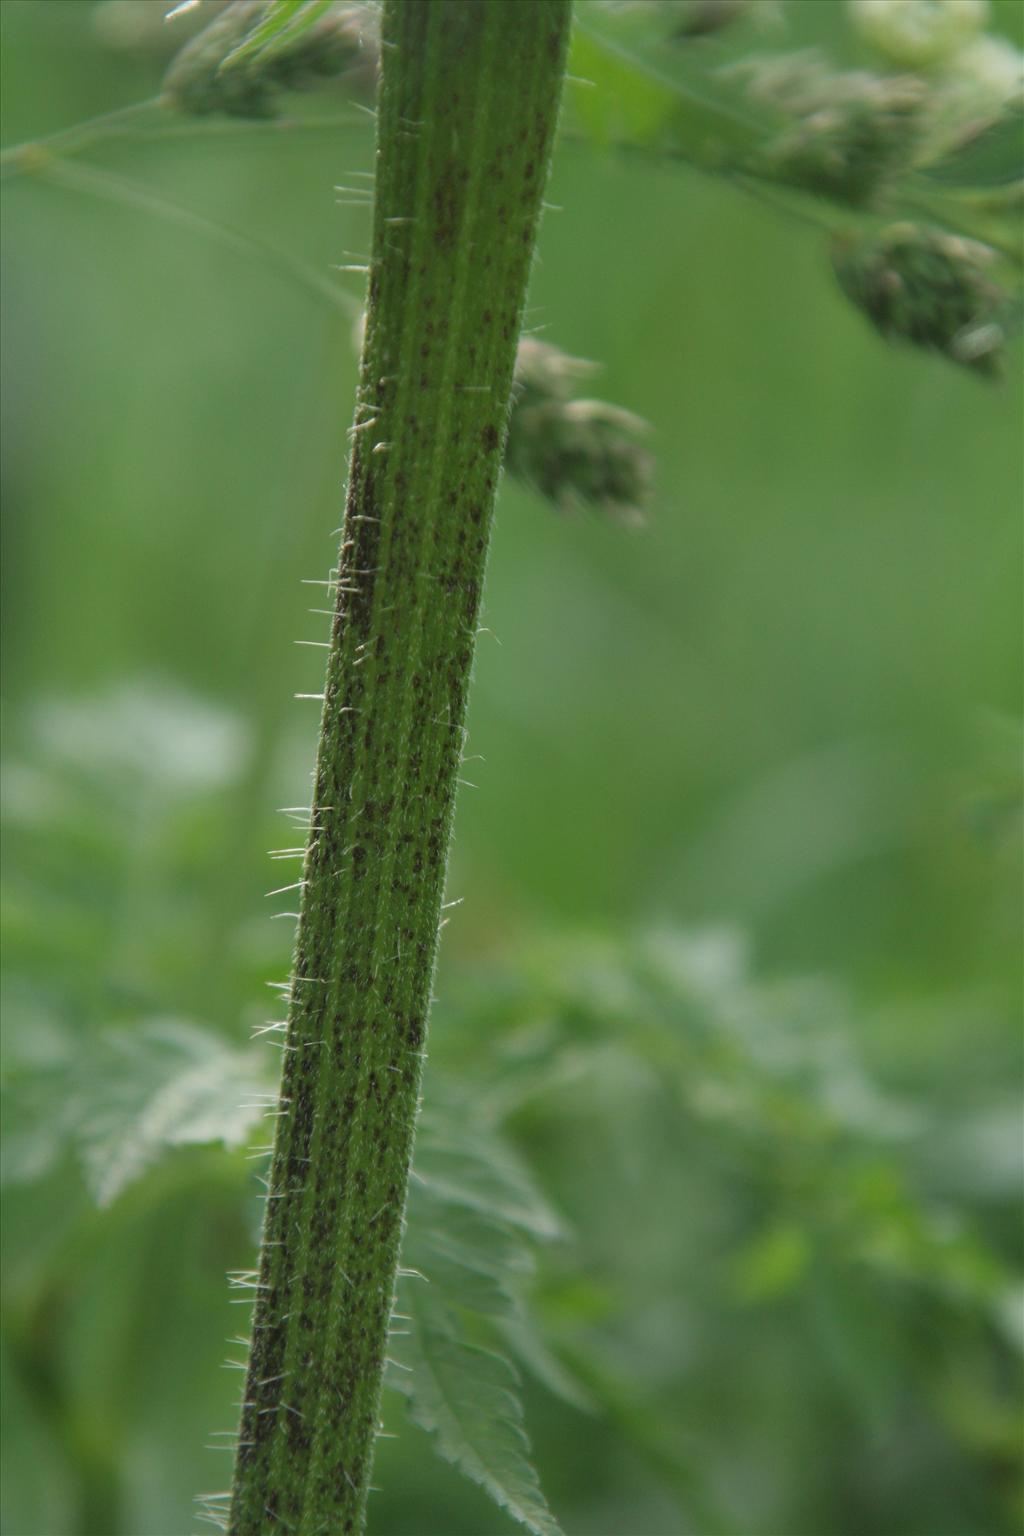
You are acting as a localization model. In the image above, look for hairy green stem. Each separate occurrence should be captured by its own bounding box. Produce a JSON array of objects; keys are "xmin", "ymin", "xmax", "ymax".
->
[{"xmin": 226, "ymin": 4, "xmax": 570, "ymax": 1533}]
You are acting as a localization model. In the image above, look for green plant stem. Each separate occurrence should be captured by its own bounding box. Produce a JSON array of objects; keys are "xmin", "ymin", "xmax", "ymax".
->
[
  {"xmin": 0, "ymin": 96, "xmax": 167, "ymax": 178},
  {"xmin": 32, "ymin": 156, "xmax": 360, "ymax": 318},
  {"xmin": 226, "ymin": 4, "xmax": 570, "ymax": 1534}
]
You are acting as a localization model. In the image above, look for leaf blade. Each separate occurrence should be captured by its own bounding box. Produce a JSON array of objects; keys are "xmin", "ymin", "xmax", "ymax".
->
[{"xmin": 389, "ymin": 1290, "xmax": 564, "ymax": 1536}]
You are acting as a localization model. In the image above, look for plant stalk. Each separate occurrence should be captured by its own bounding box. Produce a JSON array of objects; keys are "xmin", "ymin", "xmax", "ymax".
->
[{"xmin": 226, "ymin": 4, "xmax": 571, "ymax": 1533}]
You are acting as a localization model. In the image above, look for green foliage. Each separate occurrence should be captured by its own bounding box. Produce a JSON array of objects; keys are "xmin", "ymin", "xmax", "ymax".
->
[
  {"xmin": 564, "ymin": 0, "xmax": 1023, "ymax": 370},
  {"xmin": 3, "ymin": 788, "xmax": 569, "ymax": 1536},
  {"xmin": 388, "ymin": 1090, "xmax": 567, "ymax": 1536},
  {"xmin": 5, "ymin": 1020, "xmax": 266, "ymax": 1207},
  {"xmin": 5, "ymin": 687, "xmax": 1020, "ymax": 1529},
  {"xmin": 388, "ymin": 1307, "xmax": 563, "ymax": 1536},
  {"xmin": 2, "ymin": 1, "xmax": 1021, "ymax": 1532},
  {"xmin": 565, "ymin": 11, "xmax": 765, "ymax": 168},
  {"xmin": 442, "ymin": 927, "xmax": 1020, "ymax": 1326},
  {"xmin": 9, "ymin": 0, "xmax": 1022, "ymax": 376},
  {"xmin": 436, "ymin": 931, "xmax": 1024, "ymax": 1534},
  {"xmin": 217, "ymin": 0, "xmax": 335, "ymax": 74},
  {"xmin": 923, "ymin": 102, "xmax": 1024, "ymax": 185},
  {"xmin": 5, "ymin": 741, "xmax": 1020, "ymax": 1530}
]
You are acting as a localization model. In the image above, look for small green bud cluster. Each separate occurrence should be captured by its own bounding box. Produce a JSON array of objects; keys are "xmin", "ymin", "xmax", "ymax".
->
[
  {"xmin": 848, "ymin": 0, "xmax": 1022, "ymax": 162},
  {"xmin": 164, "ymin": 0, "xmax": 376, "ymax": 119},
  {"xmin": 848, "ymin": 0, "xmax": 989, "ymax": 72},
  {"xmin": 739, "ymin": 52, "xmax": 925, "ymax": 207},
  {"xmin": 505, "ymin": 339, "xmax": 653, "ymax": 522},
  {"xmin": 920, "ymin": 32, "xmax": 1023, "ymax": 164},
  {"xmin": 941, "ymin": 33, "xmax": 1024, "ymax": 115},
  {"xmin": 849, "ymin": 0, "xmax": 1023, "ymax": 172},
  {"xmin": 831, "ymin": 223, "xmax": 1009, "ymax": 374}
]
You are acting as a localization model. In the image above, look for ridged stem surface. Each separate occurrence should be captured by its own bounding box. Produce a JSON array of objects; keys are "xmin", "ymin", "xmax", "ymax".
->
[{"xmin": 227, "ymin": 4, "xmax": 570, "ymax": 1533}]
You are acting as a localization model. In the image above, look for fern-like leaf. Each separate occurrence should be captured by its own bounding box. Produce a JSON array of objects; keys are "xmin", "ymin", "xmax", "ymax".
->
[
  {"xmin": 218, "ymin": 0, "xmax": 331, "ymax": 75},
  {"xmin": 2, "ymin": 1019, "xmax": 266, "ymax": 1206},
  {"xmin": 384, "ymin": 1075, "xmax": 568, "ymax": 1534},
  {"xmin": 388, "ymin": 1288, "xmax": 564, "ymax": 1536},
  {"xmin": 74, "ymin": 1020, "xmax": 267, "ymax": 1205}
]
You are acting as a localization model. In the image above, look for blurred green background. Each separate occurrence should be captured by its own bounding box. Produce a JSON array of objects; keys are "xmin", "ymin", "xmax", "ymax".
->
[{"xmin": 2, "ymin": 2, "xmax": 1021, "ymax": 1534}]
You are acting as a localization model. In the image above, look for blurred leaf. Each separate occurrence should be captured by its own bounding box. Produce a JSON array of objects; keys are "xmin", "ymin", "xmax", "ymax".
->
[
  {"xmin": 568, "ymin": 25, "xmax": 681, "ymax": 150},
  {"xmin": 388, "ymin": 1075, "xmax": 572, "ymax": 1530},
  {"xmin": 995, "ymin": 1285, "xmax": 1024, "ymax": 1355},
  {"xmin": 29, "ymin": 682, "xmax": 250, "ymax": 797},
  {"xmin": 0, "ymin": 1339, "xmax": 75, "ymax": 1536},
  {"xmin": 730, "ymin": 1220, "xmax": 812, "ymax": 1303},
  {"xmin": 73, "ymin": 1020, "xmax": 266, "ymax": 1206},
  {"xmin": 2, "ymin": 1019, "xmax": 266, "ymax": 1207},
  {"xmin": 438, "ymin": 929, "xmax": 1022, "ymax": 1395},
  {"xmin": 219, "ymin": 1, "xmax": 317, "ymax": 74},
  {"xmin": 2, "ymin": 686, "xmax": 1020, "ymax": 1530},
  {"xmin": 0, "ymin": 982, "xmax": 572, "ymax": 1531},
  {"xmin": 413, "ymin": 1088, "xmax": 564, "ymax": 1243},
  {"xmin": 566, "ymin": 13, "xmax": 763, "ymax": 166},
  {"xmin": 922, "ymin": 105, "xmax": 1024, "ymax": 187}
]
